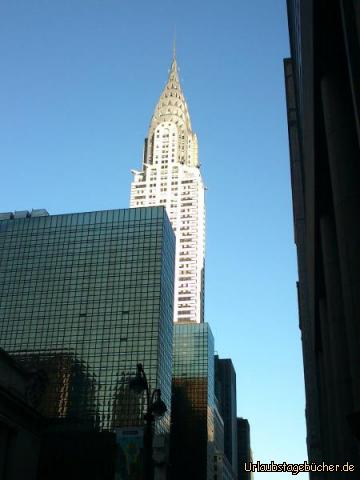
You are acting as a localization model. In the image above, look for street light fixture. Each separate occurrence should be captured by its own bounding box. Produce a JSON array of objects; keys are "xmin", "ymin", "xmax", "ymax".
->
[{"xmin": 129, "ymin": 363, "xmax": 167, "ymax": 480}]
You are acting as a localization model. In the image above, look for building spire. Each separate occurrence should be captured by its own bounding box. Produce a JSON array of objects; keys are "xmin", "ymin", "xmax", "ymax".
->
[
  {"xmin": 148, "ymin": 50, "xmax": 192, "ymax": 137},
  {"xmin": 173, "ymin": 28, "xmax": 176, "ymax": 61},
  {"xmin": 170, "ymin": 30, "xmax": 178, "ymax": 81}
]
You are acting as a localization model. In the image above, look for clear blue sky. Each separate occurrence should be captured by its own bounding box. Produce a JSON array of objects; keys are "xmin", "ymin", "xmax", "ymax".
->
[{"xmin": 0, "ymin": 1, "xmax": 308, "ymax": 477}]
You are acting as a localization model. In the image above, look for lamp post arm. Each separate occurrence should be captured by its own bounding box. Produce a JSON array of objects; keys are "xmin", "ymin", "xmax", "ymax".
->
[
  {"xmin": 150, "ymin": 388, "xmax": 158, "ymax": 408},
  {"xmin": 141, "ymin": 365, "xmax": 151, "ymax": 412}
]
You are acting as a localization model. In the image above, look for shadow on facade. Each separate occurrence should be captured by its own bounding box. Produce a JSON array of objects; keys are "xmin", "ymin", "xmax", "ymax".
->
[
  {"xmin": 37, "ymin": 430, "xmax": 116, "ymax": 480},
  {"xmin": 169, "ymin": 379, "xmax": 208, "ymax": 480}
]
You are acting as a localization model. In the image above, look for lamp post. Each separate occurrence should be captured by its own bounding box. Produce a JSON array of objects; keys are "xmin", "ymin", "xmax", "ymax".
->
[{"xmin": 129, "ymin": 363, "xmax": 167, "ymax": 480}]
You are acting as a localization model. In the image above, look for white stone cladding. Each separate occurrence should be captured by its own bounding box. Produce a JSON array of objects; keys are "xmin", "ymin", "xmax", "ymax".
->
[{"xmin": 130, "ymin": 57, "xmax": 205, "ymax": 323}]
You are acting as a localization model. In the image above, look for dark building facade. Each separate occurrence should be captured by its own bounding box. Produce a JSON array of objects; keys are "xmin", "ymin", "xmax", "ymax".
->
[
  {"xmin": 284, "ymin": 0, "xmax": 360, "ymax": 472},
  {"xmin": 0, "ymin": 348, "xmax": 43, "ymax": 480},
  {"xmin": 0, "ymin": 207, "xmax": 175, "ymax": 476},
  {"xmin": 170, "ymin": 322, "xmax": 215, "ymax": 480},
  {"xmin": 213, "ymin": 403, "xmax": 236, "ymax": 480},
  {"xmin": 237, "ymin": 418, "xmax": 251, "ymax": 480},
  {"xmin": 214, "ymin": 356, "xmax": 237, "ymax": 476}
]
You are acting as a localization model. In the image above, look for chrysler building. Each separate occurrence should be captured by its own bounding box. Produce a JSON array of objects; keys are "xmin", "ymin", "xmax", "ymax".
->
[{"xmin": 130, "ymin": 54, "xmax": 205, "ymax": 323}]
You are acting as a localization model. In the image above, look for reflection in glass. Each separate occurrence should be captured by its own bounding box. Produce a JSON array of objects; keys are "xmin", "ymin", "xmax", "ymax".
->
[{"xmin": 0, "ymin": 208, "xmax": 175, "ymax": 437}]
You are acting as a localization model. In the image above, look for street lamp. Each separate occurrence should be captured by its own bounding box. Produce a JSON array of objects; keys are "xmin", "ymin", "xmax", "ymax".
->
[{"xmin": 129, "ymin": 363, "xmax": 167, "ymax": 480}]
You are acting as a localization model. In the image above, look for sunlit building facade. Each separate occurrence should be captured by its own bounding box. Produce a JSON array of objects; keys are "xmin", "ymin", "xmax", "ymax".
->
[
  {"xmin": 130, "ymin": 55, "xmax": 205, "ymax": 324},
  {"xmin": 0, "ymin": 207, "xmax": 175, "ymax": 435}
]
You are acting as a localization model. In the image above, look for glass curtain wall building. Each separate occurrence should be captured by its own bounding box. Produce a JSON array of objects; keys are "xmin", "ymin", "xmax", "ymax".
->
[
  {"xmin": 0, "ymin": 207, "xmax": 175, "ymax": 435},
  {"xmin": 170, "ymin": 322, "xmax": 215, "ymax": 479}
]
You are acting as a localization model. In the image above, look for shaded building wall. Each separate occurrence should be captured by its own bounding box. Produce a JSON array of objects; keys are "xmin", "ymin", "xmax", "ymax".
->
[
  {"xmin": 37, "ymin": 431, "xmax": 116, "ymax": 480},
  {"xmin": 170, "ymin": 323, "xmax": 215, "ymax": 480},
  {"xmin": 285, "ymin": 0, "xmax": 360, "ymax": 473},
  {"xmin": 0, "ymin": 349, "xmax": 43, "ymax": 480},
  {"xmin": 214, "ymin": 356, "xmax": 237, "ymax": 475},
  {"xmin": 214, "ymin": 403, "xmax": 224, "ymax": 456},
  {"xmin": 214, "ymin": 453, "xmax": 236, "ymax": 480},
  {"xmin": 237, "ymin": 418, "xmax": 251, "ymax": 480},
  {"xmin": 283, "ymin": 57, "xmax": 323, "ymax": 469}
]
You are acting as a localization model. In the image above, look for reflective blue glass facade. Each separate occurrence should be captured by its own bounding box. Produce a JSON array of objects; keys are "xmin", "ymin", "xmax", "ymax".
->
[
  {"xmin": 170, "ymin": 322, "xmax": 215, "ymax": 480},
  {"xmin": 0, "ymin": 207, "xmax": 175, "ymax": 435}
]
